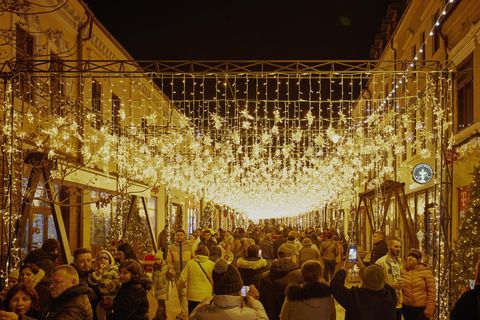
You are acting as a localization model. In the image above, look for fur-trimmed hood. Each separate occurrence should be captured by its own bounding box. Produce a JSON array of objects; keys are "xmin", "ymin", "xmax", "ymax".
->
[
  {"xmin": 286, "ymin": 282, "xmax": 331, "ymax": 301},
  {"xmin": 236, "ymin": 257, "xmax": 267, "ymax": 270},
  {"xmin": 30, "ymin": 268, "xmax": 45, "ymax": 288}
]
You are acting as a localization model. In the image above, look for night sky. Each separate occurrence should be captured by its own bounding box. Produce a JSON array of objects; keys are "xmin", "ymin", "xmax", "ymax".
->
[{"xmin": 83, "ymin": 0, "xmax": 402, "ymax": 61}]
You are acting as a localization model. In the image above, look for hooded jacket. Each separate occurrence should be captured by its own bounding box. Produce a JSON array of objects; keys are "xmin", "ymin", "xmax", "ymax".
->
[
  {"xmin": 371, "ymin": 240, "xmax": 389, "ymax": 264},
  {"xmin": 237, "ymin": 257, "xmax": 268, "ymax": 288},
  {"xmin": 299, "ymin": 245, "xmax": 322, "ymax": 266},
  {"xmin": 319, "ymin": 240, "xmax": 339, "ymax": 262},
  {"xmin": 259, "ymin": 258, "xmax": 302, "ymax": 320},
  {"xmin": 281, "ymin": 282, "xmax": 336, "ymax": 320},
  {"xmin": 401, "ymin": 263, "xmax": 435, "ymax": 315},
  {"xmin": 190, "ymin": 295, "xmax": 268, "ymax": 320},
  {"xmin": 41, "ymin": 282, "xmax": 93, "ymax": 320},
  {"xmin": 151, "ymin": 259, "xmax": 169, "ymax": 300},
  {"xmin": 330, "ymin": 269, "xmax": 397, "ymax": 320},
  {"xmin": 24, "ymin": 249, "xmax": 58, "ymax": 280},
  {"xmin": 88, "ymin": 250, "xmax": 120, "ymax": 299},
  {"xmin": 177, "ymin": 255, "xmax": 214, "ymax": 302},
  {"xmin": 108, "ymin": 275, "xmax": 152, "ymax": 320}
]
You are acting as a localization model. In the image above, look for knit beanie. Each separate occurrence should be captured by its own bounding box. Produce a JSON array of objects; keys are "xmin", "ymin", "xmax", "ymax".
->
[
  {"xmin": 8, "ymin": 269, "xmax": 19, "ymax": 281},
  {"xmin": 155, "ymin": 250, "xmax": 164, "ymax": 260},
  {"xmin": 360, "ymin": 265, "xmax": 385, "ymax": 290},
  {"xmin": 212, "ymin": 258, "xmax": 243, "ymax": 295}
]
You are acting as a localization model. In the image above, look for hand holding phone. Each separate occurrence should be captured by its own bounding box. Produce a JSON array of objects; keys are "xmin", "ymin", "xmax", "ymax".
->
[
  {"xmin": 241, "ymin": 286, "xmax": 250, "ymax": 297},
  {"xmin": 469, "ymin": 279, "xmax": 475, "ymax": 290}
]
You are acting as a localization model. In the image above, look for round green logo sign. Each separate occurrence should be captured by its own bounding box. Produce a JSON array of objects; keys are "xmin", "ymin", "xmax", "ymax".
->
[{"xmin": 412, "ymin": 163, "xmax": 433, "ymax": 184}]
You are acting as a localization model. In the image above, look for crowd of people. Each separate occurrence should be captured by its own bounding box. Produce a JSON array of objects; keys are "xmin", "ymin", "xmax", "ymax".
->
[{"xmin": 0, "ymin": 224, "xmax": 478, "ymax": 320}]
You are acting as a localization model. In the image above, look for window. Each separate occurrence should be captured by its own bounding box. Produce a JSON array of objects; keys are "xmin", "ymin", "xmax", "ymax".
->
[
  {"xmin": 91, "ymin": 80, "xmax": 102, "ymax": 129},
  {"xmin": 457, "ymin": 56, "xmax": 473, "ymax": 131},
  {"xmin": 15, "ymin": 25, "xmax": 34, "ymax": 102},
  {"xmin": 50, "ymin": 54, "xmax": 65, "ymax": 116},
  {"xmin": 112, "ymin": 94, "xmax": 121, "ymax": 135},
  {"xmin": 432, "ymin": 12, "xmax": 440, "ymax": 54}
]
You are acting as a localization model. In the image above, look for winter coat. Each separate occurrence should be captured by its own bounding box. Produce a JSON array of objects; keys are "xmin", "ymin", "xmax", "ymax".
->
[
  {"xmin": 299, "ymin": 245, "xmax": 322, "ymax": 266},
  {"xmin": 401, "ymin": 263, "xmax": 435, "ymax": 315},
  {"xmin": 190, "ymin": 295, "xmax": 268, "ymax": 320},
  {"xmin": 259, "ymin": 258, "xmax": 303, "ymax": 320},
  {"xmin": 330, "ymin": 269, "xmax": 397, "ymax": 320},
  {"xmin": 450, "ymin": 285, "xmax": 480, "ymax": 320},
  {"xmin": 151, "ymin": 260, "xmax": 169, "ymax": 300},
  {"xmin": 41, "ymin": 282, "xmax": 93, "ymax": 320},
  {"xmin": 375, "ymin": 254, "xmax": 403, "ymax": 307},
  {"xmin": 273, "ymin": 236, "xmax": 288, "ymax": 258},
  {"xmin": 107, "ymin": 276, "xmax": 152, "ymax": 320},
  {"xmin": 319, "ymin": 240, "xmax": 339, "ymax": 262},
  {"xmin": 177, "ymin": 255, "xmax": 214, "ymax": 302},
  {"xmin": 24, "ymin": 249, "xmax": 57, "ymax": 280},
  {"xmin": 88, "ymin": 265, "xmax": 120, "ymax": 300},
  {"xmin": 370, "ymin": 240, "xmax": 389, "ymax": 265},
  {"xmin": 258, "ymin": 240, "xmax": 274, "ymax": 265},
  {"xmin": 199, "ymin": 238, "xmax": 217, "ymax": 251},
  {"xmin": 167, "ymin": 240, "xmax": 194, "ymax": 275},
  {"xmin": 237, "ymin": 257, "xmax": 268, "ymax": 288},
  {"xmin": 281, "ymin": 282, "xmax": 336, "ymax": 320}
]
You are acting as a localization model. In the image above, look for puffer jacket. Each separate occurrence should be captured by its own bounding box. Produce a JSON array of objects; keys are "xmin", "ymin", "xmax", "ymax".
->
[
  {"xmin": 24, "ymin": 249, "xmax": 57, "ymax": 280},
  {"xmin": 42, "ymin": 283, "xmax": 93, "ymax": 320},
  {"xmin": 177, "ymin": 255, "xmax": 214, "ymax": 302},
  {"xmin": 88, "ymin": 250, "xmax": 120, "ymax": 300},
  {"xmin": 401, "ymin": 263, "xmax": 435, "ymax": 315},
  {"xmin": 167, "ymin": 241, "xmax": 194, "ymax": 275},
  {"xmin": 107, "ymin": 276, "xmax": 152, "ymax": 320},
  {"xmin": 281, "ymin": 282, "xmax": 336, "ymax": 320},
  {"xmin": 151, "ymin": 260, "xmax": 169, "ymax": 300},
  {"xmin": 299, "ymin": 245, "xmax": 322, "ymax": 266},
  {"xmin": 259, "ymin": 258, "xmax": 303, "ymax": 320},
  {"xmin": 237, "ymin": 257, "xmax": 268, "ymax": 288},
  {"xmin": 319, "ymin": 240, "xmax": 339, "ymax": 262},
  {"xmin": 190, "ymin": 295, "xmax": 268, "ymax": 320}
]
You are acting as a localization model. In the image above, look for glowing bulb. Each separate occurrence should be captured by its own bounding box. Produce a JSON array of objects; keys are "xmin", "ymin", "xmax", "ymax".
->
[{"xmin": 331, "ymin": 135, "xmax": 341, "ymax": 143}]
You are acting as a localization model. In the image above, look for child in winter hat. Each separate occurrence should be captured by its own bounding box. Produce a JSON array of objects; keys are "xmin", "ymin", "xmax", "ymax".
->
[{"xmin": 212, "ymin": 258, "xmax": 243, "ymax": 295}]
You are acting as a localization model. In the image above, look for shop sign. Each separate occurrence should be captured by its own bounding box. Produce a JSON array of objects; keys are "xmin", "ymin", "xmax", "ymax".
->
[
  {"xmin": 412, "ymin": 163, "xmax": 433, "ymax": 184},
  {"xmin": 459, "ymin": 188, "xmax": 471, "ymax": 211}
]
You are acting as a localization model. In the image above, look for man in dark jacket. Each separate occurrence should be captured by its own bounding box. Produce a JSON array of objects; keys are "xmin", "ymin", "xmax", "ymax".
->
[
  {"xmin": 71, "ymin": 247, "xmax": 100, "ymax": 320},
  {"xmin": 259, "ymin": 243, "xmax": 302, "ymax": 320},
  {"xmin": 330, "ymin": 257, "xmax": 397, "ymax": 320},
  {"xmin": 24, "ymin": 238, "xmax": 60, "ymax": 281},
  {"xmin": 42, "ymin": 265, "xmax": 93, "ymax": 320},
  {"xmin": 258, "ymin": 233, "xmax": 274, "ymax": 268},
  {"xmin": 272, "ymin": 229, "xmax": 288, "ymax": 259},
  {"xmin": 370, "ymin": 231, "xmax": 389, "ymax": 265}
]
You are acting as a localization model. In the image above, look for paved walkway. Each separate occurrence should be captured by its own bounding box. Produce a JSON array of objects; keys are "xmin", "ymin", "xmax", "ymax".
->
[{"xmin": 146, "ymin": 274, "xmax": 352, "ymax": 319}]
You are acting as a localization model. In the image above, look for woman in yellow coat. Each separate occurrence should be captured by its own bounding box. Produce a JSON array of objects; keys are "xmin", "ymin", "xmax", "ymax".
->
[{"xmin": 400, "ymin": 249, "xmax": 435, "ymax": 320}]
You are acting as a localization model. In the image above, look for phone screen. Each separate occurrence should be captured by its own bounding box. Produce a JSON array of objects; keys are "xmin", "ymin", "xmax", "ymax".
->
[
  {"xmin": 469, "ymin": 279, "xmax": 475, "ymax": 290},
  {"xmin": 258, "ymin": 249, "xmax": 262, "ymax": 257},
  {"xmin": 241, "ymin": 286, "xmax": 249, "ymax": 296},
  {"xmin": 348, "ymin": 246, "xmax": 357, "ymax": 262}
]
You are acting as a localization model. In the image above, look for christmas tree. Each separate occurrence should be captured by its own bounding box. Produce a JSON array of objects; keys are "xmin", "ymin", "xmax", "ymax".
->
[
  {"xmin": 450, "ymin": 164, "xmax": 480, "ymax": 307},
  {"xmin": 200, "ymin": 204, "xmax": 214, "ymax": 229}
]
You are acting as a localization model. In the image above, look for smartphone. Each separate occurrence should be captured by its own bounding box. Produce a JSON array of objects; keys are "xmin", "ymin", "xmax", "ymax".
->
[
  {"xmin": 348, "ymin": 246, "xmax": 357, "ymax": 262},
  {"xmin": 258, "ymin": 249, "xmax": 262, "ymax": 257},
  {"xmin": 241, "ymin": 285, "xmax": 250, "ymax": 296},
  {"xmin": 469, "ymin": 279, "xmax": 475, "ymax": 289}
]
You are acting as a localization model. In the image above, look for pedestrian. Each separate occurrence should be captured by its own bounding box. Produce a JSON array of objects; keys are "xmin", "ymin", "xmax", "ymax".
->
[
  {"xmin": 151, "ymin": 250, "xmax": 169, "ymax": 320},
  {"xmin": 400, "ymin": 249, "xmax": 435, "ymax": 320},
  {"xmin": 157, "ymin": 225, "xmax": 169, "ymax": 260},
  {"xmin": 370, "ymin": 231, "xmax": 389, "ymax": 265},
  {"xmin": 259, "ymin": 243, "xmax": 302, "ymax": 320},
  {"xmin": 23, "ymin": 238, "xmax": 60, "ymax": 281},
  {"xmin": 237, "ymin": 244, "xmax": 268, "ymax": 288},
  {"xmin": 450, "ymin": 257, "xmax": 480, "ymax": 320},
  {"xmin": 166, "ymin": 229, "xmax": 194, "ymax": 320},
  {"xmin": 0, "ymin": 283, "xmax": 41, "ymax": 319},
  {"xmin": 375, "ymin": 237, "xmax": 404, "ymax": 320},
  {"xmin": 88, "ymin": 250, "xmax": 120, "ymax": 320},
  {"xmin": 107, "ymin": 259, "xmax": 152, "ymax": 320},
  {"xmin": 18, "ymin": 263, "xmax": 50, "ymax": 315},
  {"xmin": 298, "ymin": 237, "xmax": 322, "ymax": 267},
  {"xmin": 319, "ymin": 231, "xmax": 339, "ymax": 282},
  {"xmin": 189, "ymin": 258, "xmax": 268, "ymax": 320},
  {"xmin": 177, "ymin": 245, "xmax": 214, "ymax": 314},
  {"xmin": 280, "ymin": 260, "xmax": 336, "ymax": 320},
  {"xmin": 330, "ymin": 257, "xmax": 397, "ymax": 320}
]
